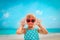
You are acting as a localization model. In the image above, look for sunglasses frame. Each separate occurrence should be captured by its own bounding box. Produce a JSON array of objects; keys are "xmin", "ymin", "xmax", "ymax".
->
[{"xmin": 26, "ymin": 19, "xmax": 35, "ymax": 23}]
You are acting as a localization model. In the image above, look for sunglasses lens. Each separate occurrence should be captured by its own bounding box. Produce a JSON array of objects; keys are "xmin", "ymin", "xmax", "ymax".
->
[
  {"xmin": 32, "ymin": 19, "xmax": 35, "ymax": 23},
  {"xmin": 27, "ymin": 19, "xmax": 30, "ymax": 22}
]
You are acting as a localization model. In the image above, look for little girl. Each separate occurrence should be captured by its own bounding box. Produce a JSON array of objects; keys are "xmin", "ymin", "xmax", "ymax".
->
[{"xmin": 16, "ymin": 14, "xmax": 48, "ymax": 40}]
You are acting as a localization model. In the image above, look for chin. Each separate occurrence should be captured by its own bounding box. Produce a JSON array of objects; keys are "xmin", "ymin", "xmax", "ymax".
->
[
  {"xmin": 29, "ymin": 25, "xmax": 33, "ymax": 26},
  {"xmin": 29, "ymin": 26, "xmax": 32, "ymax": 28},
  {"xmin": 28, "ymin": 25, "xmax": 33, "ymax": 27}
]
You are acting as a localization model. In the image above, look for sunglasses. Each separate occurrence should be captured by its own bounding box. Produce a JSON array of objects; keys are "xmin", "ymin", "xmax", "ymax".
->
[{"xmin": 26, "ymin": 19, "xmax": 35, "ymax": 23}]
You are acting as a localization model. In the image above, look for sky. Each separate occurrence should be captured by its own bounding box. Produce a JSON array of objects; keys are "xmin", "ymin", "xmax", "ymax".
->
[{"xmin": 0, "ymin": 0, "xmax": 60, "ymax": 29}]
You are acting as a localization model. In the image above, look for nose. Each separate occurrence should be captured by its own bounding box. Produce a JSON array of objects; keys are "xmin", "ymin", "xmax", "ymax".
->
[
  {"xmin": 29, "ymin": 22, "xmax": 34, "ymax": 25},
  {"xmin": 29, "ymin": 22, "xmax": 32, "ymax": 23}
]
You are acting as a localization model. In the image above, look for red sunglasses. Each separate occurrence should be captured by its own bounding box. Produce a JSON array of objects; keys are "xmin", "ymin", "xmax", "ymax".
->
[{"xmin": 26, "ymin": 19, "xmax": 35, "ymax": 23}]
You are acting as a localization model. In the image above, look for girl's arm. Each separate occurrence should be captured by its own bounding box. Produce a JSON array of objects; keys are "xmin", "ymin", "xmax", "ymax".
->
[
  {"xmin": 16, "ymin": 25, "xmax": 26, "ymax": 34},
  {"xmin": 16, "ymin": 18, "xmax": 26, "ymax": 34},
  {"xmin": 36, "ymin": 19, "xmax": 48, "ymax": 34},
  {"xmin": 38, "ymin": 24, "xmax": 48, "ymax": 34}
]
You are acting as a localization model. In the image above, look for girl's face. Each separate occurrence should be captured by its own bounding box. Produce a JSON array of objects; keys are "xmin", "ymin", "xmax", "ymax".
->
[{"xmin": 26, "ymin": 17, "xmax": 36, "ymax": 28}]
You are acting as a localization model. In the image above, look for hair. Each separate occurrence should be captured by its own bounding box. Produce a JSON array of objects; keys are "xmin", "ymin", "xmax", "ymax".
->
[{"xmin": 26, "ymin": 13, "xmax": 36, "ymax": 19}]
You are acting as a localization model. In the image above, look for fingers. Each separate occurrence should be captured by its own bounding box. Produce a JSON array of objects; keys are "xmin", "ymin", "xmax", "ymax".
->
[
  {"xmin": 35, "ymin": 18, "xmax": 42, "ymax": 26},
  {"xmin": 20, "ymin": 18, "xmax": 26, "ymax": 26},
  {"xmin": 36, "ymin": 19, "xmax": 41, "ymax": 23}
]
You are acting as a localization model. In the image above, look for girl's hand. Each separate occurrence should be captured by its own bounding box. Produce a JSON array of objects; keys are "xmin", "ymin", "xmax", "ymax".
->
[
  {"xmin": 20, "ymin": 18, "xmax": 26, "ymax": 27},
  {"xmin": 36, "ymin": 19, "xmax": 41, "ymax": 26}
]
